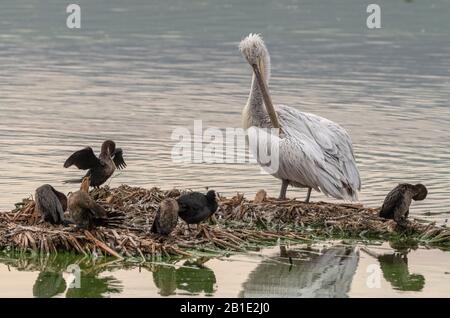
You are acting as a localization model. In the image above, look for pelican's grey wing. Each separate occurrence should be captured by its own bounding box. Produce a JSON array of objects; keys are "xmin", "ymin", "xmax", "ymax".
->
[
  {"xmin": 64, "ymin": 147, "xmax": 101, "ymax": 170},
  {"xmin": 278, "ymin": 105, "xmax": 361, "ymax": 196},
  {"xmin": 280, "ymin": 133, "xmax": 357, "ymax": 200},
  {"xmin": 248, "ymin": 127, "xmax": 357, "ymax": 200},
  {"xmin": 112, "ymin": 148, "xmax": 127, "ymax": 169}
]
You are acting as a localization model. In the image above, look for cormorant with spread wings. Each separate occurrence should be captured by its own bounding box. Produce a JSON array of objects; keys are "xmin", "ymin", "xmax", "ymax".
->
[{"xmin": 64, "ymin": 140, "xmax": 126, "ymax": 188}]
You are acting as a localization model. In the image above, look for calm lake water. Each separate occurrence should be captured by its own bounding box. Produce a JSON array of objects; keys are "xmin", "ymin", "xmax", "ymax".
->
[
  {"xmin": 0, "ymin": 0, "xmax": 449, "ymax": 297},
  {"xmin": 1, "ymin": 242, "xmax": 449, "ymax": 297}
]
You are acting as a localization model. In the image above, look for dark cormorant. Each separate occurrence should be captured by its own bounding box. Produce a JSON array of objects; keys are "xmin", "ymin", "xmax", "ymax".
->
[
  {"xmin": 379, "ymin": 183, "xmax": 428, "ymax": 225},
  {"xmin": 35, "ymin": 184, "xmax": 70, "ymax": 225},
  {"xmin": 64, "ymin": 140, "xmax": 126, "ymax": 188},
  {"xmin": 151, "ymin": 198, "xmax": 179, "ymax": 235},
  {"xmin": 177, "ymin": 190, "xmax": 218, "ymax": 229},
  {"xmin": 68, "ymin": 176, "xmax": 108, "ymax": 229}
]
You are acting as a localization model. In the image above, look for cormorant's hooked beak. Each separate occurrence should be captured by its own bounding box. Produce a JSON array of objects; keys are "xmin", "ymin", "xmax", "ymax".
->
[{"xmin": 251, "ymin": 63, "xmax": 282, "ymax": 130}]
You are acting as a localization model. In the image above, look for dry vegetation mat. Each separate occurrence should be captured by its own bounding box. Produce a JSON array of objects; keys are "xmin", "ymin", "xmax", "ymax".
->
[{"xmin": 1, "ymin": 185, "xmax": 449, "ymax": 259}]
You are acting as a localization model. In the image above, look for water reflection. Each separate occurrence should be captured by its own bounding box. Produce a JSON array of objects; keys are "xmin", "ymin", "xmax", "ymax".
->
[
  {"xmin": 362, "ymin": 242, "xmax": 425, "ymax": 292},
  {"xmin": 240, "ymin": 245, "xmax": 359, "ymax": 297},
  {"xmin": 33, "ymin": 272, "xmax": 66, "ymax": 298},
  {"xmin": 65, "ymin": 273, "xmax": 122, "ymax": 298},
  {"xmin": 152, "ymin": 258, "xmax": 217, "ymax": 296},
  {"xmin": 0, "ymin": 242, "xmax": 449, "ymax": 297},
  {"xmin": 1, "ymin": 253, "xmax": 123, "ymax": 298},
  {"xmin": 378, "ymin": 253, "xmax": 425, "ymax": 291},
  {"xmin": 376, "ymin": 243, "xmax": 425, "ymax": 291}
]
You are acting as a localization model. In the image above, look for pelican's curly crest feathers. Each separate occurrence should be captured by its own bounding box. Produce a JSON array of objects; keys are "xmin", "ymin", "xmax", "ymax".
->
[
  {"xmin": 239, "ymin": 33, "xmax": 271, "ymax": 82},
  {"xmin": 239, "ymin": 33, "xmax": 267, "ymax": 65}
]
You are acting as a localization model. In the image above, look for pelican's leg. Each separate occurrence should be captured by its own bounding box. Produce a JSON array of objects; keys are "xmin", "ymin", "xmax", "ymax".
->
[
  {"xmin": 279, "ymin": 180, "xmax": 289, "ymax": 199},
  {"xmin": 305, "ymin": 188, "xmax": 312, "ymax": 203}
]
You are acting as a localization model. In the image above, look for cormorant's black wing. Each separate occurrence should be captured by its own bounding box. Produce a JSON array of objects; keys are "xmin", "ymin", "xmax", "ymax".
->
[
  {"xmin": 64, "ymin": 147, "xmax": 100, "ymax": 170},
  {"xmin": 87, "ymin": 197, "xmax": 108, "ymax": 219},
  {"xmin": 112, "ymin": 148, "xmax": 127, "ymax": 170},
  {"xmin": 35, "ymin": 185, "xmax": 66, "ymax": 224},
  {"xmin": 52, "ymin": 187, "xmax": 68, "ymax": 212},
  {"xmin": 380, "ymin": 186, "xmax": 405, "ymax": 219},
  {"xmin": 177, "ymin": 193, "xmax": 207, "ymax": 213}
]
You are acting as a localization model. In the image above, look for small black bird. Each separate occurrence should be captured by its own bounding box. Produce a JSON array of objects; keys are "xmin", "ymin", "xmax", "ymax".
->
[
  {"xmin": 177, "ymin": 190, "xmax": 218, "ymax": 230},
  {"xmin": 151, "ymin": 198, "xmax": 179, "ymax": 235},
  {"xmin": 379, "ymin": 183, "xmax": 428, "ymax": 225},
  {"xmin": 64, "ymin": 140, "xmax": 126, "ymax": 188},
  {"xmin": 35, "ymin": 185, "xmax": 70, "ymax": 225}
]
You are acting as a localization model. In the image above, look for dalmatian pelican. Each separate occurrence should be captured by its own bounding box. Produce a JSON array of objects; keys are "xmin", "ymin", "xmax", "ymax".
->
[{"xmin": 239, "ymin": 33, "xmax": 361, "ymax": 202}]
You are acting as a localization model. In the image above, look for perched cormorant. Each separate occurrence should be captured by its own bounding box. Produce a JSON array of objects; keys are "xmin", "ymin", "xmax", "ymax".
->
[
  {"xmin": 177, "ymin": 190, "xmax": 218, "ymax": 229},
  {"xmin": 64, "ymin": 140, "xmax": 126, "ymax": 188},
  {"xmin": 34, "ymin": 185, "xmax": 70, "ymax": 225},
  {"xmin": 68, "ymin": 176, "xmax": 108, "ymax": 229},
  {"xmin": 379, "ymin": 183, "xmax": 428, "ymax": 225},
  {"xmin": 151, "ymin": 198, "xmax": 179, "ymax": 235}
]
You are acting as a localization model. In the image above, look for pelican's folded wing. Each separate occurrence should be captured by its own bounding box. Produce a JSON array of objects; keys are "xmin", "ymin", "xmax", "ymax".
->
[
  {"xmin": 64, "ymin": 147, "xmax": 100, "ymax": 170},
  {"xmin": 247, "ymin": 126, "xmax": 357, "ymax": 201},
  {"xmin": 113, "ymin": 148, "xmax": 127, "ymax": 169},
  {"xmin": 278, "ymin": 105, "xmax": 361, "ymax": 193},
  {"xmin": 279, "ymin": 133, "xmax": 358, "ymax": 201}
]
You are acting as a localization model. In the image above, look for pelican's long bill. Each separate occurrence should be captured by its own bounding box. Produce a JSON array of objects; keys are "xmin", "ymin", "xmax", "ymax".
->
[{"xmin": 251, "ymin": 63, "xmax": 281, "ymax": 130}]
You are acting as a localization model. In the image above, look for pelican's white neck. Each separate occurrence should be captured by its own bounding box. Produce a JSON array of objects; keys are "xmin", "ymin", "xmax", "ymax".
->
[{"xmin": 240, "ymin": 35, "xmax": 271, "ymax": 128}]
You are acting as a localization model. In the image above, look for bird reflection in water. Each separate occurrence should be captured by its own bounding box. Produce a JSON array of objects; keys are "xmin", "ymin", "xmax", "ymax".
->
[
  {"xmin": 64, "ymin": 273, "xmax": 122, "ymax": 298},
  {"xmin": 370, "ymin": 242, "xmax": 425, "ymax": 292},
  {"xmin": 33, "ymin": 270, "xmax": 122, "ymax": 298},
  {"xmin": 152, "ymin": 258, "xmax": 217, "ymax": 296},
  {"xmin": 239, "ymin": 244, "xmax": 359, "ymax": 298},
  {"xmin": 1, "ymin": 254, "xmax": 123, "ymax": 298},
  {"xmin": 33, "ymin": 272, "xmax": 67, "ymax": 298}
]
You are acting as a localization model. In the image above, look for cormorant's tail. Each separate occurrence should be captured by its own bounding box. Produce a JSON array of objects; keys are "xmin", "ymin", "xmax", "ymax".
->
[
  {"xmin": 92, "ymin": 210, "xmax": 125, "ymax": 228},
  {"xmin": 63, "ymin": 178, "xmax": 83, "ymax": 184},
  {"xmin": 61, "ymin": 219, "xmax": 74, "ymax": 227}
]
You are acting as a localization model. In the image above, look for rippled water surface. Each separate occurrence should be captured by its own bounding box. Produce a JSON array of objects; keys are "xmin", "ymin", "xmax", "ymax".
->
[{"xmin": 1, "ymin": 1, "xmax": 450, "ymax": 222}]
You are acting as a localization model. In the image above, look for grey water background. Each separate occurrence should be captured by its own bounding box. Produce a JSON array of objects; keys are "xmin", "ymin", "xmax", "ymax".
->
[{"xmin": 1, "ymin": 0, "xmax": 450, "ymax": 224}]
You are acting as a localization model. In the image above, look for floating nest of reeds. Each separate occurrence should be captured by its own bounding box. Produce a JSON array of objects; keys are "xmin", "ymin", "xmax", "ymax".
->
[{"xmin": 1, "ymin": 185, "xmax": 449, "ymax": 259}]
